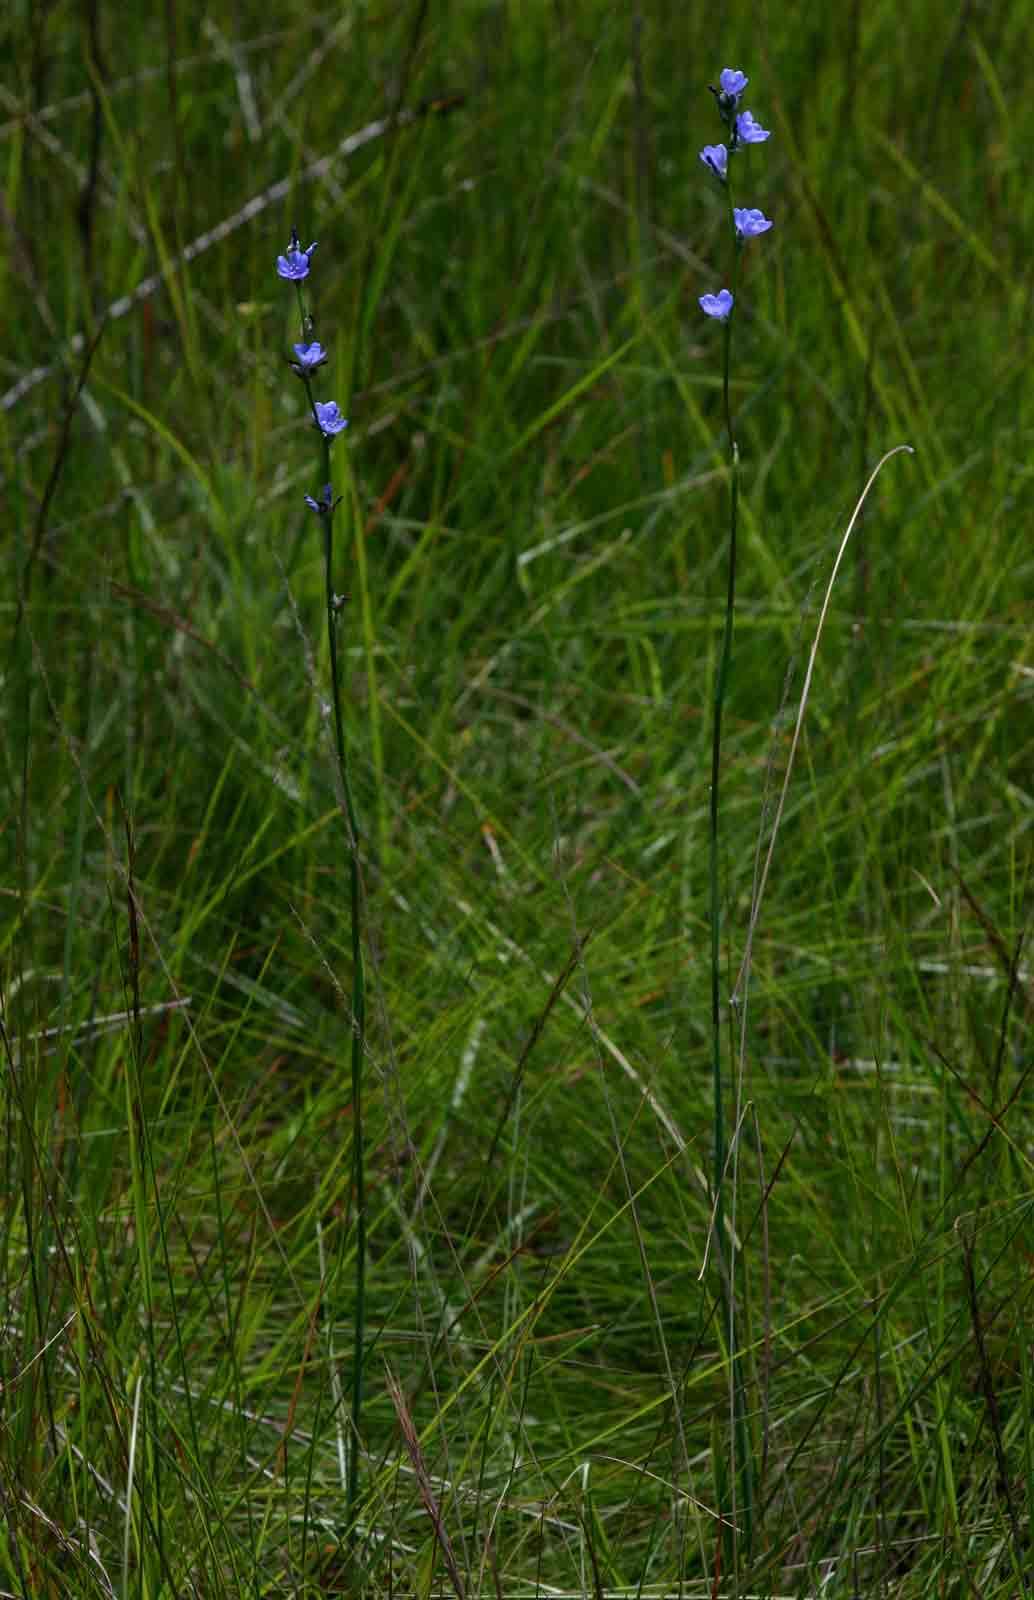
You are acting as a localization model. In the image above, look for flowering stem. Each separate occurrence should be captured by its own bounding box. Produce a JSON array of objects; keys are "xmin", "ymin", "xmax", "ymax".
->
[
  {"xmin": 697, "ymin": 71, "xmax": 774, "ymax": 1571},
  {"xmin": 709, "ymin": 464, "xmax": 737, "ymax": 1252},
  {"xmin": 294, "ymin": 281, "xmax": 310, "ymax": 341},
  {"xmin": 318, "ymin": 445, "xmax": 368, "ymax": 1551},
  {"xmin": 708, "ymin": 148, "xmax": 755, "ymax": 1570},
  {"xmin": 710, "ymin": 176, "xmax": 741, "ymax": 1282},
  {"xmin": 296, "ymin": 319, "xmax": 367, "ymax": 1548}
]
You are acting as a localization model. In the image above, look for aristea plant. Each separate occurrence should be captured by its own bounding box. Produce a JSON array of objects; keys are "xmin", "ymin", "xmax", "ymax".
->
[
  {"xmin": 697, "ymin": 63, "xmax": 774, "ymax": 1576},
  {"xmin": 277, "ymin": 225, "xmax": 367, "ymax": 1550}
]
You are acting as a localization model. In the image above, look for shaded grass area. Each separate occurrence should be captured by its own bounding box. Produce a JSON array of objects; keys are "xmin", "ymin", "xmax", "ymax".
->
[{"xmin": 3, "ymin": 0, "xmax": 1034, "ymax": 1594}]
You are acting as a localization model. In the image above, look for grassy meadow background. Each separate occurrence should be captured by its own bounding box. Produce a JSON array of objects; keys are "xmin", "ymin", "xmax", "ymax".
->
[{"xmin": 3, "ymin": 0, "xmax": 1033, "ymax": 1594}]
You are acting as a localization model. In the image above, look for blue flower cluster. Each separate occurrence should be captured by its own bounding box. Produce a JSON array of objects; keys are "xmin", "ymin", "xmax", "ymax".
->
[
  {"xmin": 275, "ymin": 229, "xmax": 350, "ymax": 474},
  {"xmin": 698, "ymin": 68, "xmax": 773, "ymax": 323}
]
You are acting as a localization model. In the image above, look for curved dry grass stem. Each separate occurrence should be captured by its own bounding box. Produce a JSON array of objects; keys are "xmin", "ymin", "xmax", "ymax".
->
[{"xmin": 731, "ymin": 443, "xmax": 916, "ymax": 1012}]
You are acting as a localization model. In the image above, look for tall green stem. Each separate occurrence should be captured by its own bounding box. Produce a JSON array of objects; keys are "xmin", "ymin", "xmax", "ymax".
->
[
  {"xmin": 708, "ymin": 168, "xmax": 754, "ymax": 1569},
  {"xmin": 320, "ymin": 448, "xmax": 368, "ymax": 1547},
  {"xmin": 709, "ymin": 189, "xmax": 742, "ymax": 1278},
  {"xmin": 294, "ymin": 274, "xmax": 367, "ymax": 1548}
]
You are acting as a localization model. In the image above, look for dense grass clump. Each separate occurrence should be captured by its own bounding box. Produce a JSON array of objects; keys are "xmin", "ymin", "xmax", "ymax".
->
[{"xmin": 3, "ymin": 2, "xmax": 1033, "ymax": 1595}]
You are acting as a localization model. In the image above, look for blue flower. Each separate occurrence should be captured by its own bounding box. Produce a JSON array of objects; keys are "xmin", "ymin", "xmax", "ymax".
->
[
  {"xmin": 304, "ymin": 483, "xmax": 338, "ymax": 515},
  {"xmin": 313, "ymin": 401, "xmax": 349, "ymax": 438},
  {"xmin": 735, "ymin": 111, "xmax": 770, "ymax": 145},
  {"xmin": 733, "ymin": 207, "xmax": 773, "ymax": 238},
  {"xmin": 699, "ymin": 143, "xmax": 728, "ymax": 179},
  {"xmin": 290, "ymin": 341, "xmax": 328, "ymax": 375},
  {"xmin": 718, "ymin": 68, "xmax": 748, "ymax": 103},
  {"xmin": 277, "ymin": 240, "xmax": 317, "ymax": 281},
  {"xmin": 699, "ymin": 290, "xmax": 734, "ymax": 321}
]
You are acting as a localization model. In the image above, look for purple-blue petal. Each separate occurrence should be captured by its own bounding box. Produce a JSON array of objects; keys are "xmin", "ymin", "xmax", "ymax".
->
[
  {"xmin": 304, "ymin": 481, "xmax": 335, "ymax": 513},
  {"xmin": 718, "ymin": 68, "xmax": 748, "ymax": 101},
  {"xmin": 313, "ymin": 401, "xmax": 349, "ymax": 438},
  {"xmin": 276, "ymin": 241, "xmax": 318, "ymax": 281},
  {"xmin": 699, "ymin": 143, "xmax": 728, "ymax": 178},
  {"xmin": 735, "ymin": 110, "xmax": 771, "ymax": 144},
  {"xmin": 699, "ymin": 290, "xmax": 734, "ymax": 322},
  {"xmin": 292, "ymin": 341, "xmax": 328, "ymax": 369},
  {"xmin": 733, "ymin": 207, "xmax": 774, "ymax": 237}
]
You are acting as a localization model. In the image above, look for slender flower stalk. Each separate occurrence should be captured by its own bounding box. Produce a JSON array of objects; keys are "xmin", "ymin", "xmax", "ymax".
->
[
  {"xmin": 698, "ymin": 65, "xmax": 774, "ymax": 1568},
  {"xmin": 278, "ymin": 227, "xmax": 367, "ymax": 1550}
]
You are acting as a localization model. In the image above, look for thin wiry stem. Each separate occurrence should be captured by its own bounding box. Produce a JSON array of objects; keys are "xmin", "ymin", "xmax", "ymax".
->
[
  {"xmin": 710, "ymin": 249, "xmax": 741, "ymax": 1257},
  {"xmin": 319, "ymin": 450, "xmax": 368, "ymax": 1550},
  {"xmin": 291, "ymin": 267, "xmax": 368, "ymax": 1553},
  {"xmin": 707, "ymin": 143, "xmax": 754, "ymax": 1574}
]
